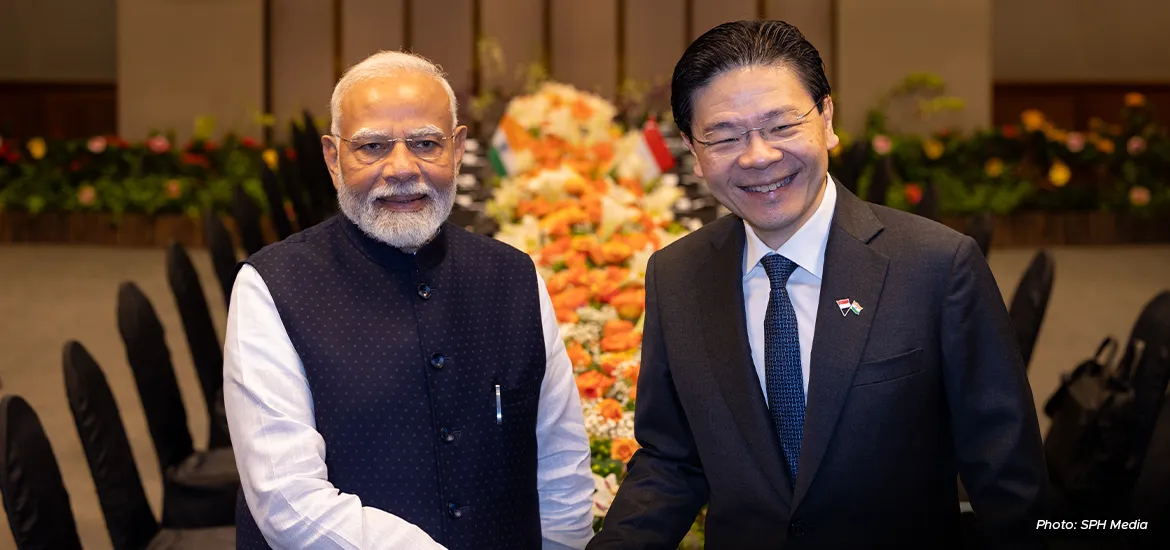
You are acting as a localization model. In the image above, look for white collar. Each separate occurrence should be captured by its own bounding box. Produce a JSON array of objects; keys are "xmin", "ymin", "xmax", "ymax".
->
[{"xmin": 742, "ymin": 174, "xmax": 837, "ymax": 281}]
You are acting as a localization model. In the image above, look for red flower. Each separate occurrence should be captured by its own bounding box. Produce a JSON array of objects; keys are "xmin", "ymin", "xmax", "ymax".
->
[
  {"xmin": 112, "ymin": 136, "xmax": 130, "ymax": 149},
  {"xmin": 181, "ymin": 152, "xmax": 210, "ymax": 168},
  {"xmin": 5, "ymin": 151, "xmax": 22, "ymax": 163},
  {"xmin": 69, "ymin": 159, "xmax": 84, "ymax": 172},
  {"xmin": 240, "ymin": 137, "xmax": 258, "ymax": 149},
  {"xmin": 204, "ymin": 140, "xmax": 218, "ymax": 152},
  {"xmin": 284, "ymin": 147, "xmax": 297, "ymax": 160},
  {"xmin": 904, "ymin": 183, "xmax": 924, "ymax": 205},
  {"xmin": 1001, "ymin": 125, "xmax": 1020, "ymax": 139}
]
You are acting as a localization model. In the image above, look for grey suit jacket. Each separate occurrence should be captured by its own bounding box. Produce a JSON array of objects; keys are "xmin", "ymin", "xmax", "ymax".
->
[{"xmin": 588, "ymin": 182, "xmax": 1049, "ymax": 549}]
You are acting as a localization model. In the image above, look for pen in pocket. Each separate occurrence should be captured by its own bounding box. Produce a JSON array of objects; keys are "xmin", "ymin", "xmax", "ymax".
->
[{"xmin": 495, "ymin": 384, "xmax": 502, "ymax": 425}]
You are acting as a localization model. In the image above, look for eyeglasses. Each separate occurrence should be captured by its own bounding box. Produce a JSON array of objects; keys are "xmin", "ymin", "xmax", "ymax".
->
[
  {"xmin": 691, "ymin": 103, "xmax": 820, "ymax": 158},
  {"xmin": 334, "ymin": 131, "xmax": 457, "ymax": 164}
]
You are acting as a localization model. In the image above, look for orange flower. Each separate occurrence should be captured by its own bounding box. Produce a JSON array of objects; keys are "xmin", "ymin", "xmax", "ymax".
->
[
  {"xmin": 571, "ymin": 98, "xmax": 594, "ymax": 121},
  {"xmin": 600, "ymin": 240, "xmax": 634, "ymax": 265},
  {"xmin": 623, "ymin": 363, "xmax": 640, "ymax": 384},
  {"xmin": 623, "ymin": 232, "xmax": 650, "ymax": 252},
  {"xmin": 611, "ymin": 437, "xmax": 640, "ymax": 463},
  {"xmin": 610, "ymin": 288, "xmax": 646, "ymax": 320},
  {"xmin": 1020, "ymin": 109, "xmax": 1045, "ymax": 132},
  {"xmin": 628, "ymin": 385, "xmax": 637, "ymax": 401},
  {"xmin": 601, "ymin": 330, "xmax": 642, "ymax": 352},
  {"xmin": 1095, "ymin": 138, "xmax": 1115, "ymax": 154},
  {"xmin": 566, "ymin": 341, "xmax": 592, "ymax": 369},
  {"xmin": 1124, "ymin": 92, "xmax": 1147, "ymax": 108},
  {"xmin": 618, "ymin": 177, "xmax": 644, "ymax": 197},
  {"xmin": 598, "ymin": 398, "xmax": 624, "ymax": 421},
  {"xmin": 576, "ymin": 370, "xmax": 616, "ymax": 400},
  {"xmin": 552, "ymin": 286, "xmax": 591, "ymax": 313},
  {"xmin": 603, "ymin": 319, "xmax": 635, "ymax": 338},
  {"xmin": 557, "ymin": 309, "xmax": 579, "ymax": 324},
  {"xmin": 599, "ymin": 354, "xmax": 628, "ymax": 376},
  {"xmin": 592, "ymin": 141, "xmax": 615, "ymax": 164}
]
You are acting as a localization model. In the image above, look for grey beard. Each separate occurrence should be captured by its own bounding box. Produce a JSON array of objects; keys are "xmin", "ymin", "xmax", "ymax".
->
[{"xmin": 336, "ymin": 173, "xmax": 456, "ymax": 252}]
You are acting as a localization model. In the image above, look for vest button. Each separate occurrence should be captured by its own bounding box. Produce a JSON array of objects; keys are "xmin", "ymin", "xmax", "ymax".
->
[
  {"xmin": 439, "ymin": 427, "xmax": 456, "ymax": 442},
  {"xmin": 429, "ymin": 353, "xmax": 445, "ymax": 369},
  {"xmin": 447, "ymin": 502, "xmax": 463, "ymax": 518},
  {"xmin": 789, "ymin": 519, "xmax": 805, "ymax": 537},
  {"xmin": 417, "ymin": 283, "xmax": 432, "ymax": 299}
]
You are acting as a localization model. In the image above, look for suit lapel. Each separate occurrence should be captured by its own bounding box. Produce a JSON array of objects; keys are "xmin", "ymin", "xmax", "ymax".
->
[
  {"xmin": 697, "ymin": 217, "xmax": 793, "ymax": 505},
  {"xmin": 792, "ymin": 185, "xmax": 890, "ymax": 510}
]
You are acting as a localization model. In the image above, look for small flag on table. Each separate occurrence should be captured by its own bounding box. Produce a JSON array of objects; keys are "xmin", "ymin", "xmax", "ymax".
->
[
  {"xmin": 488, "ymin": 115, "xmax": 530, "ymax": 177},
  {"xmin": 629, "ymin": 119, "xmax": 676, "ymax": 181}
]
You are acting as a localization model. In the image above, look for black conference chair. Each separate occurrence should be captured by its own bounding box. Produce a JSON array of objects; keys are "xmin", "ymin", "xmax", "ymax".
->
[
  {"xmin": 966, "ymin": 212, "xmax": 994, "ymax": 258},
  {"xmin": 63, "ymin": 341, "xmax": 236, "ymax": 549},
  {"xmin": 165, "ymin": 242, "xmax": 231, "ymax": 449},
  {"xmin": 230, "ymin": 183, "xmax": 267, "ymax": 256},
  {"xmin": 1118, "ymin": 291, "xmax": 1170, "ymax": 464},
  {"xmin": 116, "ymin": 282, "xmax": 239, "ymax": 529},
  {"xmin": 202, "ymin": 213, "xmax": 239, "ymax": 311},
  {"xmin": 260, "ymin": 162, "xmax": 294, "ymax": 241},
  {"xmin": 834, "ymin": 140, "xmax": 869, "ymax": 196},
  {"xmin": 0, "ymin": 395, "xmax": 83, "ymax": 550},
  {"xmin": 298, "ymin": 111, "xmax": 338, "ymax": 222},
  {"xmin": 866, "ymin": 155, "xmax": 893, "ymax": 205},
  {"xmin": 278, "ymin": 151, "xmax": 315, "ymax": 232},
  {"xmin": 913, "ymin": 181, "xmax": 940, "ymax": 222},
  {"xmin": 1008, "ymin": 250, "xmax": 1055, "ymax": 371}
]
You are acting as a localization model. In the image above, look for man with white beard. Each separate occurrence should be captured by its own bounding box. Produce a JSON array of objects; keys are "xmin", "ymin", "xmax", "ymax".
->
[{"xmin": 224, "ymin": 51, "xmax": 593, "ymax": 550}]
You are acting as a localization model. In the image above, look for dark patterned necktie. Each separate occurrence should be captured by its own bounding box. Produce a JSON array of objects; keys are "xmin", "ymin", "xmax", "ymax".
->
[{"xmin": 760, "ymin": 253, "xmax": 805, "ymax": 483}]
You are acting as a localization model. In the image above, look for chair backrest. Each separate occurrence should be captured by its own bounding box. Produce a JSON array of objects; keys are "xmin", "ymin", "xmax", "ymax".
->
[
  {"xmin": 278, "ymin": 151, "xmax": 315, "ymax": 231},
  {"xmin": 298, "ymin": 111, "xmax": 338, "ymax": 222},
  {"xmin": 966, "ymin": 212, "xmax": 995, "ymax": 258},
  {"xmin": 865, "ymin": 156, "xmax": 893, "ymax": 205},
  {"xmin": 164, "ymin": 243, "xmax": 231, "ymax": 449},
  {"xmin": 63, "ymin": 341, "xmax": 160, "ymax": 550},
  {"xmin": 0, "ymin": 395, "xmax": 83, "ymax": 550},
  {"xmin": 1008, "ymin": 249, "xmax": 1055, "ymax": 370},
  {"xmin": 231, "ymin": 183, "xmax": 267, "ymax": 256},
  {"xmin": 116, "ymin": 281, "xmax": 195, "ymax": 470},
  {"xmin": 1119, "ymin": 291, "xmax": 1170, "ymax": 457},
  {"xmin": 913, "ymin": 182, "xmax": 940, "ymax": 221},
  {"xmin": 202, "ymin": 213, "xmax": 240, "ymax": 311},
  {"xmin": 260, "ymin": 162, "xmax": 294, "ymax": 241}
]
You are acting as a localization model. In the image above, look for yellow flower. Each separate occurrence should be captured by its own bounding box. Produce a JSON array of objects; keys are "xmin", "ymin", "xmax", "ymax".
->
[
  {"xmin": 1020, "ymin": 109, "xmax": 1046, "ymax": 132},
  {"xmin": 1048, "ymin": 161, "xmax": 1071, "ymax": 187},
  {"xmin": 1124, "ymin": 92, "xmax": 1147, "ymax": 108},
  {"xmin": 984, "ymin": 158, "xmax": 1004, "ymax": 178},
  {"xmin": 922, "ymin": 139, "xmax": 945, "ymax": 160},
  {"xmin": 27, "ymin": 137, "xmax": 46, "ymax": 160},
  {"xmin": 262, "ymin": 148, "xmax": 279, "ymax": 170}
]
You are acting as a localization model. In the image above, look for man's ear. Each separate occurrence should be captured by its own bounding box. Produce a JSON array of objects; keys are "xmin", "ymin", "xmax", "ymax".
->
[
  {"xmin": 821, "ymin": 96, "xmax": 840, "ymax": 151},
  {"xmin": 682, "ymin": 135, "xmax": 705, "ymax": 179},
  {"xmin": 321, "ymin": 135, "xmax": 342, "ymax": 191}
]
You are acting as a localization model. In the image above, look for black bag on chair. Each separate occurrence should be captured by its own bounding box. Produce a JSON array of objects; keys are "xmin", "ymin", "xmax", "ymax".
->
[
  {"xmin": 202, "ymin": 213, "xmax": 240, "ymax": 310},
  {"xmin": 0, "ymin": 395, "xmax": 84, "ymax": 550},
  {"xmin": 166, "ymin": 242, "xmax": 231, "ymax": 449},
  {"xmin": 63, "ymin": 341, "xmax": 237, "ymax": 550},
  {"xmin": 116, "ymin": 282, "xmax": 239, "ymax": 529}
]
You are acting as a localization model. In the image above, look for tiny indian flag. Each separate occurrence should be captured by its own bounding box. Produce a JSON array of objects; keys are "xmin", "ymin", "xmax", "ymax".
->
[{"xmin": 849, "ymin": 301, "xmax": 864, "ymax": 315}]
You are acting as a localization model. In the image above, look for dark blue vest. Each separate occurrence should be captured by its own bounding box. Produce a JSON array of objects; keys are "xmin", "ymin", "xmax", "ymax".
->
[{"xmin": 235, "ymin": 216, "xmax": 546, "ymax": 549}]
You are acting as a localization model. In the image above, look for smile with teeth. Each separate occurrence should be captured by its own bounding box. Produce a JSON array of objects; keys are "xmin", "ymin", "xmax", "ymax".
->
[{"xmin": 743, "ymin": 173, "xmax": 796, "ymax": 193}]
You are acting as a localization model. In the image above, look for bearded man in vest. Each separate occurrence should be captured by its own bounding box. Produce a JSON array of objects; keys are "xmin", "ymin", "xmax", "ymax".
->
[{"xmin": 224, "ymin": 51, "xmax": 594, "ymax": 550}]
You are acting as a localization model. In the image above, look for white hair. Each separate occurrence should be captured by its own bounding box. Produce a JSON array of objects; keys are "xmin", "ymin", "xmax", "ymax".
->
[{"xmin": 330, "ymin": 50, "xmax": 459, "ymax": 136}]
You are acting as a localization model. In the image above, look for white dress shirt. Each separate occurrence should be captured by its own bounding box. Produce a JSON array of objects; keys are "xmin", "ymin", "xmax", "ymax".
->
[
  {"xmin": 224, "ymin": 264, "xmax": 594, "ymax": 550},
  {"xmin": 742, "ymin": 176, "xmax": 837, "ymax": 403}
]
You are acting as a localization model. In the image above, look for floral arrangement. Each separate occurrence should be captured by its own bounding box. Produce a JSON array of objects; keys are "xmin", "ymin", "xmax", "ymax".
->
[
  {"xmin": 833, "ymin": 75, "xmax": 1170, "ymax": 217},
  {"xmin": 0, "ymin": 120, "xmax": 287, "ymax": 218},
  {"xmin": 484, "ymin": 82, "xmax": 704, "ymax": 546}
]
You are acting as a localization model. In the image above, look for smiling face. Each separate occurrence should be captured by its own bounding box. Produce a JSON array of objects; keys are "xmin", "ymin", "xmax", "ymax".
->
[
  {"xmin": 322, "ymin": 72, "xmax": 466, "ymax": 251},
  {"xmin": 684, "ymin": 64, "xmax": 838, "ymax": 249}
]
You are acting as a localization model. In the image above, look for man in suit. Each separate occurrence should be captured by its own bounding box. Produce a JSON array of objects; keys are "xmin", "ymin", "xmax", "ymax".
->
[{"xmin": 587, "ymin": 20, "xmax": 1049, "ymax": 548}]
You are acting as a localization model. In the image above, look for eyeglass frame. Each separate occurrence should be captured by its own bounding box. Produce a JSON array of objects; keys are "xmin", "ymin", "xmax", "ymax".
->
[
  {"xmin": 689, "ymin": 100, "xmax": 823, "ymax": 154},
  {"xmin": 331, "ymin": 129, "xmax": 461, "ymax": 164}
]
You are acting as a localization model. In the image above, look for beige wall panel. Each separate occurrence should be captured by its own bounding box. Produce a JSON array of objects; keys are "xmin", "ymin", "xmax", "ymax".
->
[
  {"xmin": 118, "ymin": 0, "xmax": 263, "ymax": 140},
  {"xmin": 691, "ymin": 0, "xmax": 758, "ymax": 40},
  {"xmin": 836, "ymin": 0, "xmax": 992, "ymax": 134},
  {"xmin": 342, "ymin": 0, "xmax": 407, "ymax": 68},
  {"xmin": 625, "ymin": 0, "xmax": 687, "ymax": 88},
  {"xmin": 551, "ymin": 0, "xmax": 618, "ymax": 98},
  {"xmin": 271, "ymin": 0, "xmax": 335, "ymax": 139},
  {"xmin": 0, "ymin": 0, "xmax": 116, "ymax": 82},
  {"xmin": 765, "ymin": 0, "xmax": 833, "ymax": 81},
  {"xmin": 411, "ymin": 0, "xmax": 475, "ymax": 99},
  {"xmin": 481, "ymin": 0, "xmax": 545, "ymax": 94}
]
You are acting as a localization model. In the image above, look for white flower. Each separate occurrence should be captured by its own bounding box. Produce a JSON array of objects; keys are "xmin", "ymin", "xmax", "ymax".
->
[
  {"xmin": 638, "ymin": 184, "xmax": 683, "ymax": 225},
  {"xmin": 494, "ymin": 215, "xmax": 542, "ymax": 254},
  {"xmin": 627, "ymin": 244, "xmax": 655, "ymax": 282},
  {"xmin": 599, "ymin": 193, "xmax": 642, "ymax": 239},
  {"xmin": 593, "ymin": 473, "xmax": 620, "ymax": 517}
]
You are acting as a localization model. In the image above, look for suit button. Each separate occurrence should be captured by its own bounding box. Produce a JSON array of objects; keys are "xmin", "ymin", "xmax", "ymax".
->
[
  {"xmin": 417, "ymin": 283, "xmax": 432, "ymax": 299},
  {"xmin": 789, "ymin": 519, "xmax": 805, "ymax": 538},
  {"xmin": 447, "ymin": 502, "xmax": 463, "ymax": 518},
  {"xmin": 429, "ymin": 353, "xmax": 445, "ymax": 369},
  {"xmin": 439, "ymin": 427, "xmax": 456, "ymax": 443}
]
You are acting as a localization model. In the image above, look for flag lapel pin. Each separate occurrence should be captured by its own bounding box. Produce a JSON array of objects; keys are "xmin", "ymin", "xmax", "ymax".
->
[
  {"xmin": 836, "ymin": 298, "xmax": 852, "ymax": 317},
  {"xmin": 850, "ymin": 301, "xmax": 864, "ymax": 316}
]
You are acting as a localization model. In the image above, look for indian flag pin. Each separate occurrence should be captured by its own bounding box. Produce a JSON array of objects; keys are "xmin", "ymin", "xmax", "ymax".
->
[
  {"xmin": 850, "ymin": 301, "xmax": 864, "ymax": 316},
  {"xmin": 836, "ymin": 298, "xmax": 852, "ymax": 317}
]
